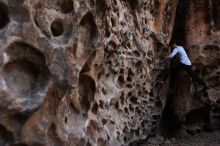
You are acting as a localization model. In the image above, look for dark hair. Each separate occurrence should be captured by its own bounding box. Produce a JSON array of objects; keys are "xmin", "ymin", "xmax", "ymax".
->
[{"xmin": 169, "ymin": 40, "xmax": 177, "ymax": 46}]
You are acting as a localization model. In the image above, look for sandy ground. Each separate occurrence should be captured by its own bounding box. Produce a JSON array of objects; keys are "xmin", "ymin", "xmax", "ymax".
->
[{"xmin": 144, "ymin": 131, "xmax": 220, "ymax": 146}]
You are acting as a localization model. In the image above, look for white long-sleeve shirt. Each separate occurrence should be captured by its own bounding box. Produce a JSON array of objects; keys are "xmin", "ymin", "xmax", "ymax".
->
[{"xmin": 168, "ymin": 46, "xmax": 192, "ymax": 65}]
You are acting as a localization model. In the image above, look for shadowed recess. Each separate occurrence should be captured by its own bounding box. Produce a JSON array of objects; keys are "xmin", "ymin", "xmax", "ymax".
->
[
  {"xmin": 0, "ymin": 125, "xmax": 14, "ymax": 146},
  {"xmin": 51, "ymin": 19, "xmax": 64, "ymax": 37},
  {"xmin": 11, "ymin": 144, "xmax": 28, "ymax": 146},
  {"xmin": 79, "ymin": 74, "xmax": 96, "ymax": 113},
  {"xmin": 212, "ymin": 0, "xmax": 220, "ymax": 30},
  {"xmin": 59, "ymin": 0, "xmax": 74, "ymax": 14},
  {"xmin": 96, "ymin": 0, "xmax": 107, "ymax": 12},
  {"xmin": 170, "ymin": 0, "xmax": 190, "ymax": 46},
  {"xmin": 4, "ymin": 60, "xmax": 40, "ymax": 97},
  {"xmin": 47, "ymin": 123, "xmax": 64, "ymax": 146},
  {"xmin": 128, "ymin": 0, "xmax": 139, "ymax": 10},
  {"xmin": 4, "ymin": 42, "xmax": 50, "ymax": 98},
  {"xmin": 80, "ymin": 12, "xmax": 98, "ymax": 42},
  {"xmin": 0, "ymin": 2, "xmax": 10, "ymax": 29}
]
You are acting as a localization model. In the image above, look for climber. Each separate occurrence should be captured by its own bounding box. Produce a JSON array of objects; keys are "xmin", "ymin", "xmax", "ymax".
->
[{"xmin": 165, "ymin": 41, "xmax": 208, "ymax": 90}]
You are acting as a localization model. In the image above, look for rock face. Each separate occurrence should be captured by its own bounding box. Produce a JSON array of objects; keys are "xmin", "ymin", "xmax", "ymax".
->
[
  {"xmin": 159, "ymin": 0, "xmax": 220, "ymax": 138},
  {"xmin": 0, "ymin": 0, "xmax": 219, "ymax": 146}
]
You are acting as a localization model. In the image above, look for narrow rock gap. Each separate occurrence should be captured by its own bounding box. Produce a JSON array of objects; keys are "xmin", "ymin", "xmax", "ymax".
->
[
  {"xmin": 170, "ymin": 0, "xmax": 190, "ymax": 46},
  {"xmin": 0, "ymin": 2, "xmax": 10, "ymax": 29},
  {"xmin": 159, "ymin": 0, "xmax": 190, "ymax": 138},
  {"xmin": 78, "ymin": 74, "xmax": 96, "ymax": 114},
  {"xmin": 212, "ymin": 0, "xmax": 220, "ymax": 30},
  {"xmin": 0, "ymin": 124, "xmax": 14, "ymax": 146}
]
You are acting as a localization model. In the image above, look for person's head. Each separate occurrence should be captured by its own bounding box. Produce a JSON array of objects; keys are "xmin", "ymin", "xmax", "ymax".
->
[{"xmin": 169, "ymin": 41, "xmax": 177, "ymax": 50}]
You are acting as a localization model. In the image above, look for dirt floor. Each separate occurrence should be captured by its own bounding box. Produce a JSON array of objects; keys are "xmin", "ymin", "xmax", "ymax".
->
[{"xmin": 144, "ymin": 131, "xmax": 220, "ymax": 146}]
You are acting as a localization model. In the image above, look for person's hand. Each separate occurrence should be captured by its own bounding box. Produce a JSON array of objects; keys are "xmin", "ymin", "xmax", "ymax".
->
[
  {"xmin": 163, "ymin": 43, "xmax": 169, "ymax": 49},
  {"xmin": 166, "ymin": 55, "xmax": 171, "ymax": 60},
  {"xmin": 164, "ymin": 55, "xmax": 171, "ymax": 63}
]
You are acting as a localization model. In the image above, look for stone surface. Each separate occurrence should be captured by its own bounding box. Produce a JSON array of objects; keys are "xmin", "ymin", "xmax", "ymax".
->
[
  {"xmin": 159, "ymin": 0, "xmax": 220, "ymax": 139},
  {"xmin": 0, "ymin": 0, "xmax": 219, "ymax": 146}
]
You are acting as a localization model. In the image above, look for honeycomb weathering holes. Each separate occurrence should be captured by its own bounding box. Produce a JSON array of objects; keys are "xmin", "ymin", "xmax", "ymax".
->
[
  {"xmin": 51, "ymin": 19, "xmax": 64, "ymax": 37},
  {"xmin": 0, "ymin": 2, "xmax": 10, "ymax": 29},
  {"xmin": 3, "ymin": 42, "xmax": 50, "ymax": 98}
]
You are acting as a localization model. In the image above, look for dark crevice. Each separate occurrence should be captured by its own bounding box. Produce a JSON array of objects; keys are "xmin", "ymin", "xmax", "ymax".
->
[
  {"xmin": 159, "ymin": 95, "xmax": 183, "ymax": 137},
  {"xmin": 185, "ymin": 107, "xmax": 210, "ymax": 125},
  {"xmin": 80, "ymin": 12, "xmax": 98, "ymax": 42},
  {"xmin": 14, "ymin": 111, "xmax": 34, "ymax": 124},
  {"xmin": 212, "ymin": 0, "xmax": 220, "ymax": 30},
  {"xmin": 128, "ymin": 0, "xmax": 139, "ymax": 10},
  {"xmin": 96, "ymin": 0, "xmax": 107, "ymax": 12},
  {"xmin": 80, "ymin": 63, "xmax": 90, "ymax": 74},
  {"xmin": 0, "ymin": 124, "xmax": 14, "ymax": 146},
  {"xmin": 57, "ymin": 0, "xmax": 74, "ymax": 14},
  {"xmin": 170, "ymin": 0, "xmax": 190, "ymax": 46},
  {"xmin": 92, "ymin": 102, "xmax": 98, "ymax": 114},
  {"xmin": 11, "ymin": 144, "xmax": 28, "ymax": 146},
  {"xmin": 47, "ymin": 123, "xmax": 64, "ymax": 146},
  {"xmin": 0, "ymin": 2, "xmax": 10, "ymax": 29},
  {"xmin": 79, "ymin": 74, "xmax": 96, "ymax": 113},
  {"xmin": 159, "ymin": 0, "xmax": 190, "ymax": 138}
]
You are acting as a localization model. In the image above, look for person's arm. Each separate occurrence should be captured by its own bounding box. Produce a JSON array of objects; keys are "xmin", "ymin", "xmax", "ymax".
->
[{"xmin": 167, "ymin": 48, "xmax": 178, "ymax": 59}]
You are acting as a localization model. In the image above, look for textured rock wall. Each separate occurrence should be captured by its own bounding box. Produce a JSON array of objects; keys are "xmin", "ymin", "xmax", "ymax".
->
[
  {"xmin": 0, "ymin": 0, "xmax": 178, "ymax": 145},
  {"xmin": 0, "ymin": 0, "xmax": 219, "ymax": 146},
  {"xmin": 160, "ymin": 0, "xmax": 220, "ymax": 138},
  {"xmin": 185, "ymin": 0, "xmax": 220, "ymax": 133}
]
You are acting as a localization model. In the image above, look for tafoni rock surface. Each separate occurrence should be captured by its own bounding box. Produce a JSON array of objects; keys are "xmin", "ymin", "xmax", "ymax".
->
[{"xmin": 0, "ymin": 0, "xmax": 219, "ymax": 146}]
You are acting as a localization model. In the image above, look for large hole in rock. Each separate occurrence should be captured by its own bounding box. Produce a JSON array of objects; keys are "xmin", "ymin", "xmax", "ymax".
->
[
  {"xmin": 79, "ymin": 12, "xmax": 98, "ymax": 47},
  {"xmin": 0, "ymin": 2, "xmax": 10, "ymax": 29},
  {"xmin": 3, "ymin": 42, "xmax": 50, "ymax": 98},
  {"xmin": 4, "ymin": 60, "xmax": 41, "ymax": 97},
  {"xmin": 51, "ymin": 19, "xmax": 64, "ymax": 37},
  {"xmin": 79, "ymin": 74, "xmax": 96, "ymax": 113}
]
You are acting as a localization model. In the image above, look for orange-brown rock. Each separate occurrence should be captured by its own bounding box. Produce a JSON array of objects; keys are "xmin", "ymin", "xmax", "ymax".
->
[{"xmin": 0, "ymin": 0, "xmax": 219, "ymax": 146}]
